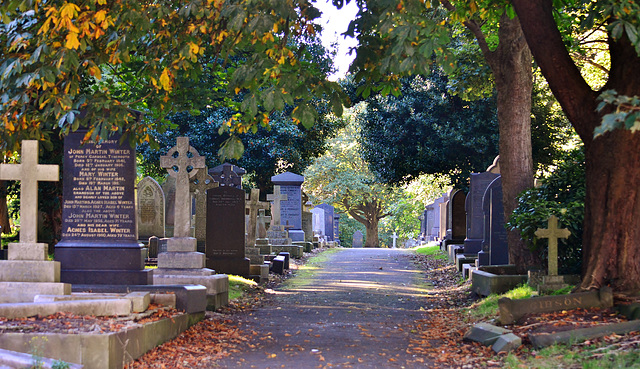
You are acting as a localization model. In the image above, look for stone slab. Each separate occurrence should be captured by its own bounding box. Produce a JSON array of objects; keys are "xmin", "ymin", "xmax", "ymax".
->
[
  {"xmin": 150, "ymin": 293, "xmax": 177, "ymax": 308},
  {"xmin": 492, "ymin": 333, "xmax": 522, "ymax": 353},
  {"xmin": 157, "ymin": 252, "xmax": 205, "ymax": 269},
  {"xmin": 498, "ymin": 287, "xmax": 614, "ymax": 325},
  {"xmin": 0, "ymin": 299, "xmax": 132, "ymax": 319},
  {"xmin": 34, "ymin": 292, "xmax": 151, "ymax": 313},
  {"xmin": 463, "ymin": 322, "xmax": 512, "ymax": 346},
  {"xmin": 0, "ymin": 348, "xmax": 84, "ymax": 369},
  {"xmin": 0, "ymin": 311, "xmax": 204, "ymax": 369},
  {"xmin": 72, "ymin": 284, "xmax": 207, "ymax": 314},
  {"xmin": 7, "ymin": 243, "xmax": 47, "ymax": 261},
  {"xmin": 152, "ymin": 268, "xmax": 214, "ymax": 277},
  {"xmin": 530, "ymin": 320, "xmax": 640, "ymax": 348},
  {"xmin": 272, "ymin": 256, "xmax": 286, "ymax": 275},
  {"xmin": 0, "ymin": 260, "xmax": 60, "ymax": 282},
  {"xmin": 538, "ymin": 274, "xmax": 581, "ymax": 294},
  {"xmin": 471, "ymin": 269, "xmax": 528, "ymax": 297},
  {"xmin": 0, "ymin": 282, "xmax": 71, "ymax": 303},
  {"xmin": 455, "ymin": 254, "xmax": 477, "ymax": 272},
  {"xmin": 166, "ymin": 237, "xmax": 198, "ymax": 252},
  {"xmin": 617, "ymin": 303, "xmax": 640, "ymax": 320}
]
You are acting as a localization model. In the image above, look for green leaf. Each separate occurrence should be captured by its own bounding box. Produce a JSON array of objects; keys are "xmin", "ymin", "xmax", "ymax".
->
[{"xmin": 218, "ymin": 135, "xmax": 245, "ymax": 160}]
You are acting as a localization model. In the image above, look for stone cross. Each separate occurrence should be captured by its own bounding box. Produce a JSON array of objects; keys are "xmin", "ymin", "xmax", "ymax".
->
[
  {"xmin": 257, "ymin": 209, "xmax": 271, "ymax": 238},
  {"xmin": 246, "ymin": 188, "xmax": 270, "ymax": 246},
  {"xmin": 0, "ymin": 140, "xmax": 58, "ymax": 244},
  {"xmin": 218, "ymin": 162, "xmax": 240, "ymax": 187},
  {"xmin": 190, "ymin": 166, "xmax": 218, "ymax": 242},
  {"xmin": 535, "ymin": 215, "xmax": 571, "ymax": 276},
  {"xmin": 160, "ymin": 137, "xmax": 205, "ymax": 238},
  {"xmin": 267, "ymin": 185, "xmax": 288, "ymax": 226},
  {"xmin": 391, "ymin": 232, "xmax": 398, "ymax": 249}
]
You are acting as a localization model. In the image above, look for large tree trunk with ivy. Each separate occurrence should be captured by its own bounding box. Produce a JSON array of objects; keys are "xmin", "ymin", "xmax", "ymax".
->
[
  {"xmin": 513, "ymin": 0, "xmax": 640, "ymax": 294},
  {"xmin": 343, "ymin": 196, "xmax": 388, "ymax": 248},
  {"xmin": 464, "ymin": 12, "xmax": 539, "ymax": 273}
]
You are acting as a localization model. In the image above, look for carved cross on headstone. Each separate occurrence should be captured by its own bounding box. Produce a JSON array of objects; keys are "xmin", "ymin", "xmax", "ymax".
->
[
  {"xmin": 218, "ymin": 162, "xmax": 241, "ymax": 187},
  {"xmin": 0, "ymin": 140, "xmax": 58, "ymax": 244},
  {"xmin": 257, "ymin": 208, "xmax": 271, "ymax": 239},
  {"xmin": 190, "ymin": 166, "xmax": 218, "ymax": 242},
  {"xmin": 160, "ymin": 137, "xmax": 205, "ymax": 238},
  {"xmin": 246, "ymin": 188, "xmax": 270, "ymax": 246},
  {"xmin": 535, "ymin": 215, "xmax": 571, "ymax": 276},
  {"xmin": 267, "ymin": 185, "xmax": 288, "ymax": 226}
]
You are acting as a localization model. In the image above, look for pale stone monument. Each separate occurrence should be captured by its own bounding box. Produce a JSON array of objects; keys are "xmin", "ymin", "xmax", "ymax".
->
[
  {"xmin": 137, "ymin": 176, "xmax": 165, "ymax": 239},
  {"xmin": 153, "ymin": 137, "xmax": 228, "ymax": 309},
  {"xmin": 189, "ymin": 167, "xmax": 218, "ymax": 252},
  {"xmin": 0, "ymin": 140, "xmax": 71, "ymax": 303},
  {"xmin": 535, "ymin": 215, "xmax": 578, "ymax": 293}
]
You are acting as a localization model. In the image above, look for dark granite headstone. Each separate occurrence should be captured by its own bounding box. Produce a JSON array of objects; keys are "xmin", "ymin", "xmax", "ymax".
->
[
  {"xmin": 278, "ymin": 252, "xmax": 290, "ymax": 270},
  {"xmin": 315, "ymin": 203, "xmax": 335, "ymax": 242},
  {"xmin": 271, "ymin": 172, "xmax": 305, "ymax": 242},
  {"xmin": 148, "ymin": 236, "xmax": 159, "ymax": 259},
  {"xmin": 352, "ymin": 230, "xmax": 363, "ymax": 248},
  {"xmin": 464, "ymin": 172, "xmax": 500, "ymax": 254},
  {"xmin": 205, "ymin": 186, "xmax": 250, "ymax": 276},
  {"xmin": 272, "ymin": 255, "xmax": 285, "ymax": 275},
  {"xmin": 56, "ymin": 130, "xmax": 150, "ymax": 285},
  {"xmin": 478, "ymin": 177, "xmax": 508, "ymax": 266},
  {"xmin": 449, "ymin": 190, "xmax": 467, "ymax": 241}
]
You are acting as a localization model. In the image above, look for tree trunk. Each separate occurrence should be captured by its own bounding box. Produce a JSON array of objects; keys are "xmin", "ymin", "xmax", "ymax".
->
[
  {"xmin": 0, "ymin": 181, "xmax": 10, "ymax": 235},
  {"xmin": 478, "ymin": 13, "xmax": 538, "ymax": 273},
  {"xmin": 513, "ymin": 0, "xmax": 640, "ymax": 294},
  {"xmin": 364, "ymin": 216, "xmax": 379, "ymax": 248}
]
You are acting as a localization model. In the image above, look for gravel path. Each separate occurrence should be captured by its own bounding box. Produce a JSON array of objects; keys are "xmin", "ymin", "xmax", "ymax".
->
[{"xmin": 215, "ymin": 248, "xmax": 433, "ymax": 368}]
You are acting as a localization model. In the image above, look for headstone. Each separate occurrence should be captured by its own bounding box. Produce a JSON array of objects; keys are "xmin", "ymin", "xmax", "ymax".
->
[
  {"xmin": 315, "ymin": 203, "xmax": 335, "ymax": 242},
  {"xmin": 271, "ymin": 172, "xmax": 305, "ymax": 242},
  {"xmin": 206, "ymin": 186, "xmax": 250, "ymax": 276},
  {"xmin": 430, "ymin": 194, "xmax": 448, "ymax": 240},
  {"xmin": 352, "ymin": 231, "xmax": 363, "ymax": 248},
  {"xmin": 267, "ymin": 185, "xmax": 288, "ymax": 227},
  {"xmin": 137, "ymin": 176, "xmax": 165, "ymax": 239},
  {"xmin": 255, "ymin": 208, "xmax": 272, "ymax": 254},
  {"xmin": 55, "ymin": 131, "xmax": 151, "ymax": 285},
  {"xmin": 449, "ymin": 190, "xmax": 467, "ymax": 241},
  {"xmin": 265, "ymin": 185, "xmax": 303, "ymax": 258},
  {"xmin": 424, "ymin": 204, "xmax": 435, "ymax": 241},
  {"xmin": 0, "ymin": 140, "xmax": 71, "ymax": 302},
  {"xmin": 190, "ymin": 167, "xmax": 218, "ymax": 252},
  {"xmin": 311, "ymin": 207, "xmax": 326, "ymax": 238},
  {"xmin": 245, "ymin": 188, "xmax": 270, "ymax": 248},
  {"xmin": 333, "ymin": 214, "xmax": 340, "ymax": 244},
  {"xmin": 418, "ymin": 212, "xmax": 426, "ymax": 241},
  {"xmin": 162, "ymin": 176, "xmax": 176, "ymax": 237},
  {"xmin": 209, "ymin": 163, "xmax": 245, "ymax": 188},
  {"xmin": 438, "ymin": 198, "xmax": 449, "ymax": 241},
  {"xmin": 464, "ymin": 172, "xmax": 500, "ymax": 254},
  {"xmin": 478, "ymin": 177, "xmax": 508, "ymax": 266}
]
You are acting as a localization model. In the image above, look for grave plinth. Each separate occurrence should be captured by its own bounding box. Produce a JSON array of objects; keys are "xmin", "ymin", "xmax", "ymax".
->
[
  {"xmin": 55, "ymin": 131, "xmax": 151, "ymax": 285},
  {"xmin": 0, "ymin": 141, "xmax": 71, "ymax": 302}
]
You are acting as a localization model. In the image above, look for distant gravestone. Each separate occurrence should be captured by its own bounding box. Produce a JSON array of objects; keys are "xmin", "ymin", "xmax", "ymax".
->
[
  {"xmin": 137, "ymin": 176, "xmax": 165, "ymax": 239},
  {"xmin": 56, "ymin": 130, "xmax": 150, "ymax": 285},
  {"xmin": 352, "ymin": 231, "xmax": 363, "ymax": 248},
  {"xmin": 315, "ymin": 203, "xmax": 335, "ymax": 242},
  {"xmin": 464, "ymin": 172, "xmax": 500, "ymax": 254},
  {"xmin": 162, "ymin": 176, "xmax": 176, "ymax": 237},
  {"xmin": 449, "ymin": 190, "xmax": 467, "ymax": 241},
  {"xmin": 478, "ymin": 176, "xmax": 508, "ymax": 266},
  {"xmin": 246, "ymin": 188, "xmax": 270, "ymax": 248},
  {"xmin": 439, "ymin": 198, "xmax": 449, "ymax": 241},
  {"xmin": 271, "ymin": 172, "xmax": 305, "ymax": 242},
  {"xmin": 302, "ymin": 210, "xmax": 313, "ymax": 243},
  {"xmin": 190, "ymin": 167, "xmax": 218, "ymax": 252},
  {"xmin": 418, "ymin": 211, "xmax": 426, "ymax": 240},
  {"xmin": 311, "ymin": 207, "xmax": 326, "ymax": 238},
  {"xmin": 333, "ymin": 214, "xmax": 340, "ymax": 243},
  {"xmin": 206, "ymin": 186, "xmax": 250, "ymax": 276},
  {"xmin": 424, "ymin": 204, "xmax": 435, "ymax": 241},
  {"xmin": 209, "ymin": 163, "xmax": 244, "ymax": 188},
  {"xmin": 430, "ymin": 194, "xmax": 448, "ymax": 240}
]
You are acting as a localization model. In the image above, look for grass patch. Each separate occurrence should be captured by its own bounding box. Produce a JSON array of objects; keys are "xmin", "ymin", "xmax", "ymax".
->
[
  {"xmin": 414, "ymin": 244, "xmax": 447, "ymax": 260},
  {"xmin": 504, "ymin": 342, "xmax": 640, "ymax": 369},
  {"xmin": 466, "ymin": 284, "xmax": 536, "ymax": 320},
  {"xmin": 228, "ymin": 275, "xmax": 258, "ymax": 301},
  {"xmin": 283, "ymin": 248, "xmax": 342, "ymax": 289}
]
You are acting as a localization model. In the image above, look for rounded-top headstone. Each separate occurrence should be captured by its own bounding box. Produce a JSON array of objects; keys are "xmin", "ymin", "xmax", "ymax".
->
[{"xmin": 271, "ymin": 172, "xmax": 304, "ymax": 186}]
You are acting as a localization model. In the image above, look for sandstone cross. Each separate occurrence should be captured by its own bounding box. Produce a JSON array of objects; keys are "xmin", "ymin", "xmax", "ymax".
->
[
  {"xmin": 535, "ymin": 215, "xmax": 571, "ymax": 276},
  {"xmin": 246, "ymin": 188, "xmax": 270, "ymax": 246},
  {"xmin": 257, "ymin": 209, "xmax": 271, "ymax": 238},
  {"xmin": 0, "ymin": 140, "xmax": 58, "ymax": 244},
  {"xmin": 267, "ymin": 185, "xmax": 288, "ymax": 226},
  {"xmin": 190, "ymin": 166, "xmax": 218, "ymax": 242},
  {"xmin": 160, "ymin": 137, "xmax": 205, "ymax": 238}
]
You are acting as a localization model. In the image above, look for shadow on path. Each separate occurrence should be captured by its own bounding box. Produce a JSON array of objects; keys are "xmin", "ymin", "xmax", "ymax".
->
[{"xmin": 215, "ymin": 248, "xmax": 433, "ymax": 368}]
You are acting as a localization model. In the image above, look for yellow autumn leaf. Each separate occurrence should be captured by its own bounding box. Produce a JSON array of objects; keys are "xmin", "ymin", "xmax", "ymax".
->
[
  {"xmin": 6, "ymin": 121, "xmax": 15, "ymax": 132},
  {"xmin": 89, "ymin": 65, "xmax": 102, "ymax": 79},
  {"xmin": 189, "ymin": 42, "xmax": 200, "ymax": 55},
  {"xmin": 159, "ymin": 68, "xmax": 172, "ymax": 92},
  {"xmin": 94, "ymin": 10, "xmax": 106, "ymax": 23},
  {"xmin": 65, "ymin": 32, "xmax": 81, "ymax": 49},
  {"xmin": 60, "ymin": 2, "xmax": 80, "ymax": 20}
]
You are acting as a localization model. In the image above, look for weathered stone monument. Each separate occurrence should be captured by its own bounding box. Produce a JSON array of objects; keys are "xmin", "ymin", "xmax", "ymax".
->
[
  {"xmin": 189, "ymin": 167, "xmax": 218, "ymax": 253},
  {"xmin": 271, "ymin": 172, "xmax": 305, "ymax": 242},
  {"xmin": 352, "ymin": 230, "xmax": 363, "ymax": 248},
  {"xmin": 266, "ymin": 185, "xmax": 303, "ymax": 257},
  {"xmin": 429, "ymin": 194, "xmax": 448, "ymax": 240},
  {"xmin": 438, "ymin": 196, "xmax": 449, "ymax": 241},
  {"xmin": 206, "ymin": 185, "xmax": 250, "ymax": 276},
  {"xmin": 153, "ymin": 137, "xmax": 228, "ymax": 309},
  {"xmin": 424, "ymin": 204, "xmax": 435, "ymax": 241},
  {"xmin": 302, "ymin": 201, "xmax": 314, "ymax": 244},
  {"xmin": 311, "ymin": 207, "xmax": 326, "ymax": 238},
  {"xmin": 0, "ymin": 140, "xmax": 71, "ymax": 302},
  {"xmin": 464, "ymin": 172, "xmax": 500, "ymax": 254},
  {"xmin": 245, "ymin": 188, "xmax": 270, "ymax": 249},
  {"xmin": 137, "ymin": 176, "xmax": 165, "ymax": 240},
  {"xmin": 478, "ymin": 177, "xmax": 508, "ymax": 266},
  {"xmin": 333, "ymin": 214, "xmax": 341, "ymax": 244},
  {"xmin": 255, "ymin": 208, "xmax": 272, "ymax": 254},
  {"xmin": 56, "ymin": 131, "xmax": 151, "ymax": 285},
  {"xmin": 162, "ymin": 176, "xmax": 176, "ymax": 237}
]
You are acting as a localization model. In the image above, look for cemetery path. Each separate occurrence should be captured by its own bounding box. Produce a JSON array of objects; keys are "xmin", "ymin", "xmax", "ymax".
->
[{"xmin": 214, "ymin": 248, "xmax": 433, "ymax": 369}]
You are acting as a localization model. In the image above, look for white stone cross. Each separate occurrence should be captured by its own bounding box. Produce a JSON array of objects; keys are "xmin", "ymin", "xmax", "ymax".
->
[
  {"xmin": 391, "ymin": 232, "xmax": 398, "ymax": 248},
  {"xmin": 160, "ymin": 137, "xmax": 205, "ymax": 238},
  {"xmin": 267, "ymin": 185, "xmax": 287, "ymax": 226},
  {"xmin": 535, "ymin": 215, "xmax": 571, "ymax": 276},
  {"xmin": 0, "ymin": 140, "xmax": 58, "ymax": 244},
  {"xmin": 246, "ymin": 188, "xmax": 270, "ymax": 245}
]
